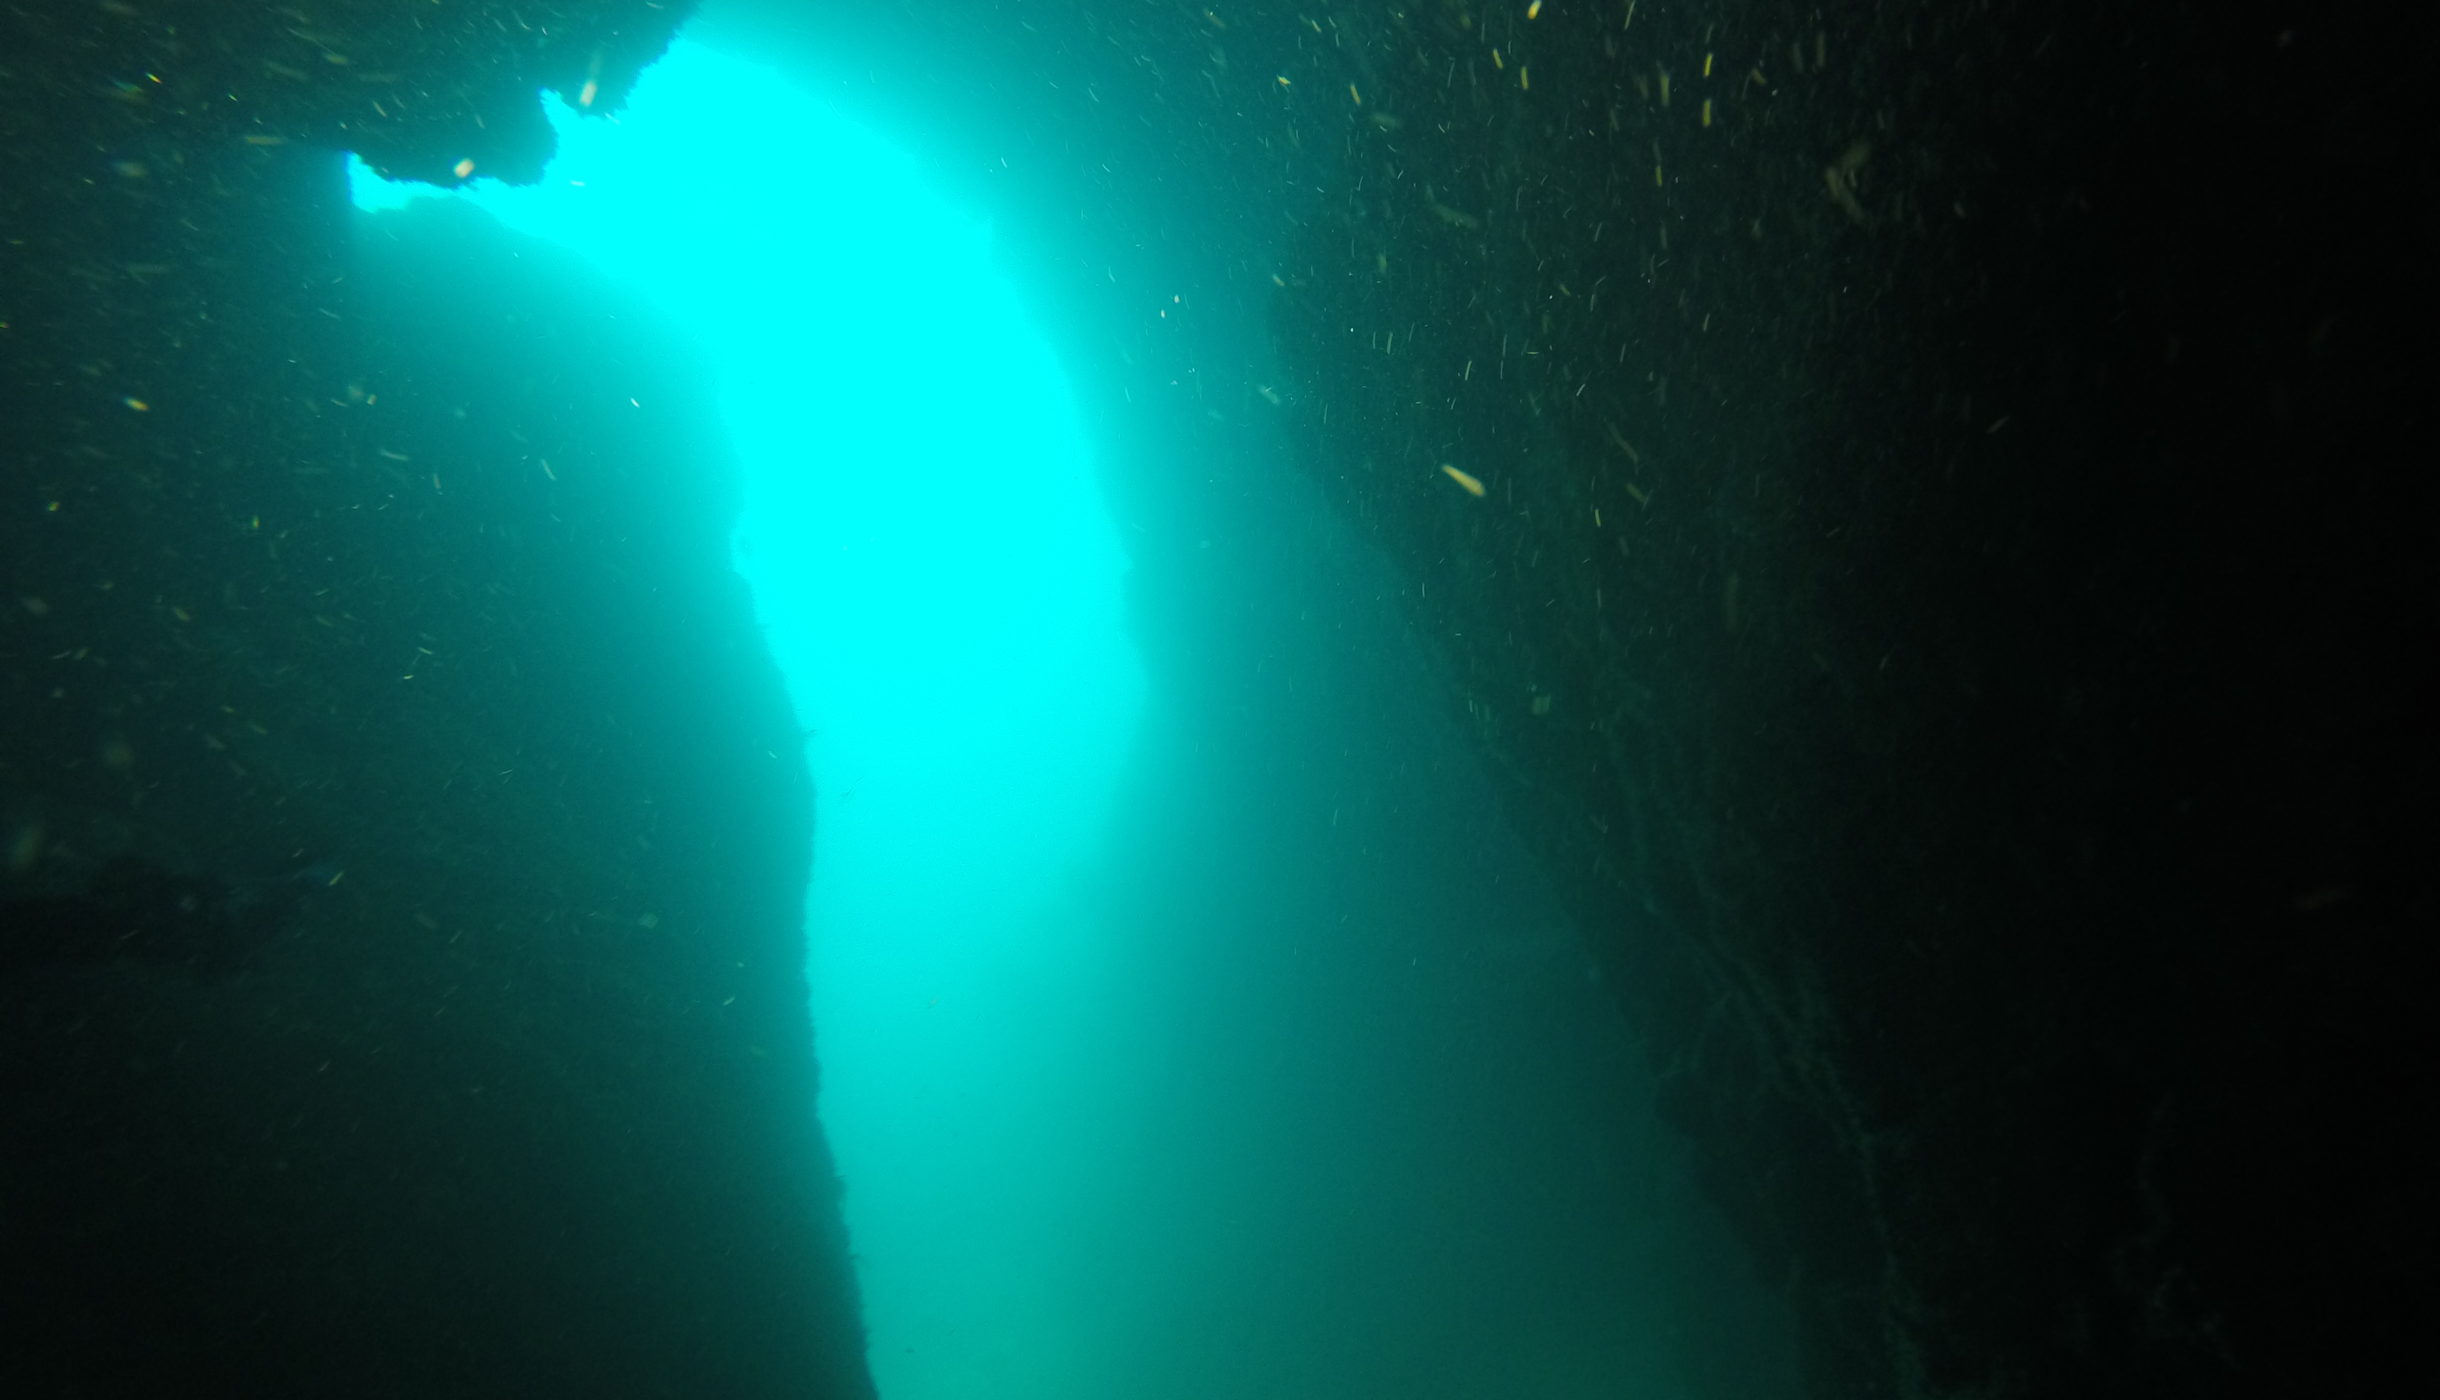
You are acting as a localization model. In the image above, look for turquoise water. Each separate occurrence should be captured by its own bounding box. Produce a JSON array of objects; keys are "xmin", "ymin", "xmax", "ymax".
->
[
  {"xmin": 348, "ymin": 31, "xmax": 1787, "ymax": 1400},
  {"xmin": 10, "ymin": 0, "xmax": 2414, "ymax": 1394}
]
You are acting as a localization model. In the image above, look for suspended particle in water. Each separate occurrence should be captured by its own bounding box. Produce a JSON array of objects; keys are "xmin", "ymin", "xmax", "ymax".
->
[{"xmin": 1440, "ymin": 464, "xmax": 1487, "ymax": 497}]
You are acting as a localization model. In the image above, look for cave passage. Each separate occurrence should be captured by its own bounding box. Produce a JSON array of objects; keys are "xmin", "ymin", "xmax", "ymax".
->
[{"xmin": 348, "ymin": 30, "xmax": 1790, "ymax": 1400}]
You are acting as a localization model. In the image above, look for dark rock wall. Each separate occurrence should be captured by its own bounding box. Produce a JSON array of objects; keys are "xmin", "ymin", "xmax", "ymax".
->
[
  {"xmin": 1258, "ymin": 3, "xmax": 2435, "ymax": 1397},
  {"xmin": 4, "ymin": 4, "xmax": 873, "ymax": 1396}
]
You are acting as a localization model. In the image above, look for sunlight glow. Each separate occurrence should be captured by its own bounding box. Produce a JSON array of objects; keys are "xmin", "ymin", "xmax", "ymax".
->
[{"xmin": 351, "ymin": 39, "xmax": 1146, "ymax": 1400}]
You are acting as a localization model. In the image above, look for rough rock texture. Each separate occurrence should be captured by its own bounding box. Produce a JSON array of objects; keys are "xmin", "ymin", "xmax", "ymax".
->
[
  {"xmin": 3, "ymin": 4, "xmax": 874, "ymax": 1395},
  {"xmin": 1257, "ymin": 5, "xmax": 2436, "ymax": 1396}
]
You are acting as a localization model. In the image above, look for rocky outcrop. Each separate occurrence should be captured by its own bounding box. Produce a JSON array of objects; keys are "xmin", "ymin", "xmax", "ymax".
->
[
  {"xmin": 2, "ymin": 5, "xmax": 874, "ymax": 1395},
  {"xmin": 1258, "ymin": 4, "xmax": 2432, "ymax": 1396}
]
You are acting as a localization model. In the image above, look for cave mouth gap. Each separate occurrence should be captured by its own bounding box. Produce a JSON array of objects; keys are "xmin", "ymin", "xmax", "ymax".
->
[{"xmin": 348, "ymin": 38, "xmax": 1149, "ymax": 1399}]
